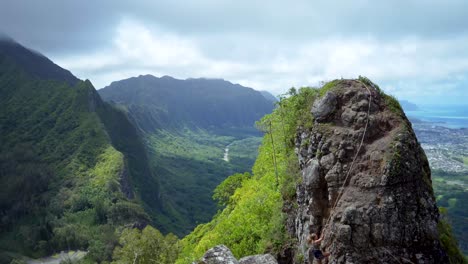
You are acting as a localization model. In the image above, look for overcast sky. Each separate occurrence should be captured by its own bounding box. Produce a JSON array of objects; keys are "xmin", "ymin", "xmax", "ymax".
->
[{"xmin": 1, "ymin": 0, "xmax": 468, "ymax": 105}]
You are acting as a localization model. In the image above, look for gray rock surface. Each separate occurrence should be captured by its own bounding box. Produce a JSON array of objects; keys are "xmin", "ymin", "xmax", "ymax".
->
[
  {"xmin": 311, "ymin": 91, "xmax": 337, "ymax": 122},
  {"xmin": 239, "ymin": 254, "xmax": 278, "ymax": 264},
  {"xmin": 199, "ymin": 245, "xmax": 278, "ymax": 264},
  {"xmin": 200, "ymin": 245, "xmax": 239, "ymax": 264},
  {"xmin": 286, "ymin": 80, "xmax": 448, "ymax": 263}
]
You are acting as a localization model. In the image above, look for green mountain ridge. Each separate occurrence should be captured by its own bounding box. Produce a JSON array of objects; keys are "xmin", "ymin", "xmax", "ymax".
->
[
  {"xmin": 0, "ymin": 39, "xmax": 153, "ymax": 263},
  {"xmin": 0, "ymin": 38, "xmax": 275, "ymax": 263},
  {"xmin": 0, "ymin": 37, "xmax": 79, "ymax": 86}
]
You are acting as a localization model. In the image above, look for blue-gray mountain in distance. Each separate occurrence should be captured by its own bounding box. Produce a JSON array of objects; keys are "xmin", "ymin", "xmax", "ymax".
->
[
  {"xmin": 407, "ymin": 105, "xmax": 468, "ymax": 129},
  {"xmin": 400, "ymin": 99, "xmax": 419, "ymax": 111},
  {"xmin": 260, "ymin": 90, "xmax": 278, "ymax": 103},
  {"xmin": 400, "ymin": 99, "xmax": 467, "ymax": 129}
]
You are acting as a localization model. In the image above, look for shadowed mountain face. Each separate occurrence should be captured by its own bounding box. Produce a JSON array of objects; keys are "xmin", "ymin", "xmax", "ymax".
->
[
  {"xmin": 0, "ymin": 37, "xmax": 79, "ymax": 86},
  {"xmin": 99, "ymin": 75, "xmax": 274, "ymax": 133}
]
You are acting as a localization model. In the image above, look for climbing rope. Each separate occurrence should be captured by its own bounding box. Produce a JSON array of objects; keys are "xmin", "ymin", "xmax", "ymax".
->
[
  {"xmin": 321, "ymin": 81, "xmax": 373, "ymax": 236},
  {"xmin": 315, "ymin": 81, "xmax": 417, "ymax": 264},
  {"xmin": 381, "ymin": 247, "xmax": 416, "ymax": 264}
]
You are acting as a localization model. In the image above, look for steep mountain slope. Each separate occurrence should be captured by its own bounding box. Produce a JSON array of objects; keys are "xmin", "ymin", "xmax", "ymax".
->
[
  {"xmin": 98, "ymin": 75, "xmax": 274, "ymax": 235},
  {"xmin": 177, "ymin": 79, "xmax": 463, "ymax": 264},
  {"xmin": 0, "ymin": 39, "xmax": 152, "ymax": 263},
  {"xmin": 0, "ymin": 37, "xmax": 78, "ymax": 86}
]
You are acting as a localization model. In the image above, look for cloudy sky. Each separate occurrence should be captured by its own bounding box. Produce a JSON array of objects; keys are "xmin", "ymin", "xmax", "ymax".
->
[{"xmin": 1, "ymin": 0, "xmax": 468, "ymax": 105}]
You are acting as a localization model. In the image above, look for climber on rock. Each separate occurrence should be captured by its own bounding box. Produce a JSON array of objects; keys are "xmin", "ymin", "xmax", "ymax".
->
[{"xmin": 307, "ymin": 232, "xmax": 330, "ymax": 264}]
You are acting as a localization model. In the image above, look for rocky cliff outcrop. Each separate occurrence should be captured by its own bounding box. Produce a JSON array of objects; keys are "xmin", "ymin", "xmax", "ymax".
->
[
  {"xmin": 288, "ymin": 79, "xmax": 448, "ymax": 263},
  {"xmin": 199, "ymin": 245, "xmax": 278, "ymax": 264}
]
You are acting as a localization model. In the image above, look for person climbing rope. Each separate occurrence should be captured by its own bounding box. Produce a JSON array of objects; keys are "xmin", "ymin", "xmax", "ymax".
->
[{"xmin": 307, "ymin": 232, "xmax": 330, "ymax": 264}]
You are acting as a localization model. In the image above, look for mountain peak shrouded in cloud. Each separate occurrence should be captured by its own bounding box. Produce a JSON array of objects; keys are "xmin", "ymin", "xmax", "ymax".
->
[
  {"xmin": 0, "ymin": 37, "xmax": 79, "ymax": 85},
  {"xmin": 1, "ymin": 1, "xmax": 468, "ymax": 104},
  {"xmin": 0, "ymin": 32, "xmax": 14, "ymax": 42}
]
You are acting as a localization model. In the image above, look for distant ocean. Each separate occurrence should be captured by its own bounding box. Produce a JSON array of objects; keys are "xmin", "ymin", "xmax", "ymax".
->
[{"xmin": 406, "ymin": 105, "xmax": 468, "ymax": 129}]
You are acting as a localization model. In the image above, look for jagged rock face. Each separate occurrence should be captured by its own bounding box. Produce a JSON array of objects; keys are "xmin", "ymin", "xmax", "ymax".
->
[
  {"xmin": 199, "ymin": 245, "xmax": 279, "ymax": 264},
  {"xmin": 239, "ymin": 254, "xmax": 279, "ymax": 264},
  {"xmin": 310, "ymin": 91, "xmax": 337, "ymax": 122},
  {"xmin": 200, "ymin": 245, "xmax": 239, "ymax": 264},
  {"xmin": 290, "ymin": 80, "xmax": 448, "ymax": 263}
]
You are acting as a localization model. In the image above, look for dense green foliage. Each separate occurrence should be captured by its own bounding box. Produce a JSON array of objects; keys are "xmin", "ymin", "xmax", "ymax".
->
[
  {"xmin": 228, "ymin": 137, "xmax": 263, "ymax": 173},
  {"xmin": 111, "ymin": 226, "xmax": 180, "ymax": 264},
  {"xmin": 438, "ymin": 208, "xmax": 467, "ymax": 263},
  {"xmin": 212, "ymin": 172, "xmax": 251, "ymax": 207},
  {"xmin": 145, "ymin": 129, "xmax": 262, "ymax": 236},
  {"xmin": 433, "ymin": 170, "xmax": 468, "ymax": 256},
  {"xmin": 96, "ymin": 101, "xmax": 161, "ymax": 221},
  {"xmin": 0, "ymin": 42, "xmax": 150, "ymax": 263},
  {"xmin": 176, "ymin": 86, "xmax": 319, "ymax": 263}
]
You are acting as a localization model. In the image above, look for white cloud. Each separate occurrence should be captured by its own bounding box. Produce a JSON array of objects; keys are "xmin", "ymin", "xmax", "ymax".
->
[
  {"xmin": 54, "ymin": 18, "xmax": 468, "ymax": 104},
  {"xmin": 56, "ymin": 19, "xmax": 254, "ymax": 87},
  {"xmin": 114, "ymin": 20, "xmax": 203, "ymax": 67}
]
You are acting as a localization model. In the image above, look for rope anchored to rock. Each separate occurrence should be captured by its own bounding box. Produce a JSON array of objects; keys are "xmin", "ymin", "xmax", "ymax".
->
[
  {"xmin": 321, "ymin": 81, "xmax": 373, "ymax": 237},
  {"xmin": 315, "ymin": 81, "xmax": 416, "ymax": 264}
]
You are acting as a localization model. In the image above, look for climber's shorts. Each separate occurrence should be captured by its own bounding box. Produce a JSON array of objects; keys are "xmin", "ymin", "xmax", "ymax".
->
[{"xmin": 313, "ymin": 249, "xmax": 324, "ymax": 259}]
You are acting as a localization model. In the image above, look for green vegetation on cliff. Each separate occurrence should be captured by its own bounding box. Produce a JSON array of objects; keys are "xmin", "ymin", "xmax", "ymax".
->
[
  {"xmin": 145, "ymin": 129, "xmax": 236, "ymax": 235},
  {"xmin": 176, "ymin": 79, "xmax": 465, "ymax": 263},
  {"xmin": 144, "ymin": 129, "xmax": 262, "ymax": 235},
  {"xmin": 111, "ymin": 226, "xmax": 180, "ymax": 264},
  {"xmin": 438, "ymin": 208, "xmax": 467, "ymax": 263},
  {"xmin": 176, "ymin": 86, "xmax": 318, "ymax": 263},
  {"xmin": 433, "ymin": 170, "xmax": 468, "ymax": 257}
]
